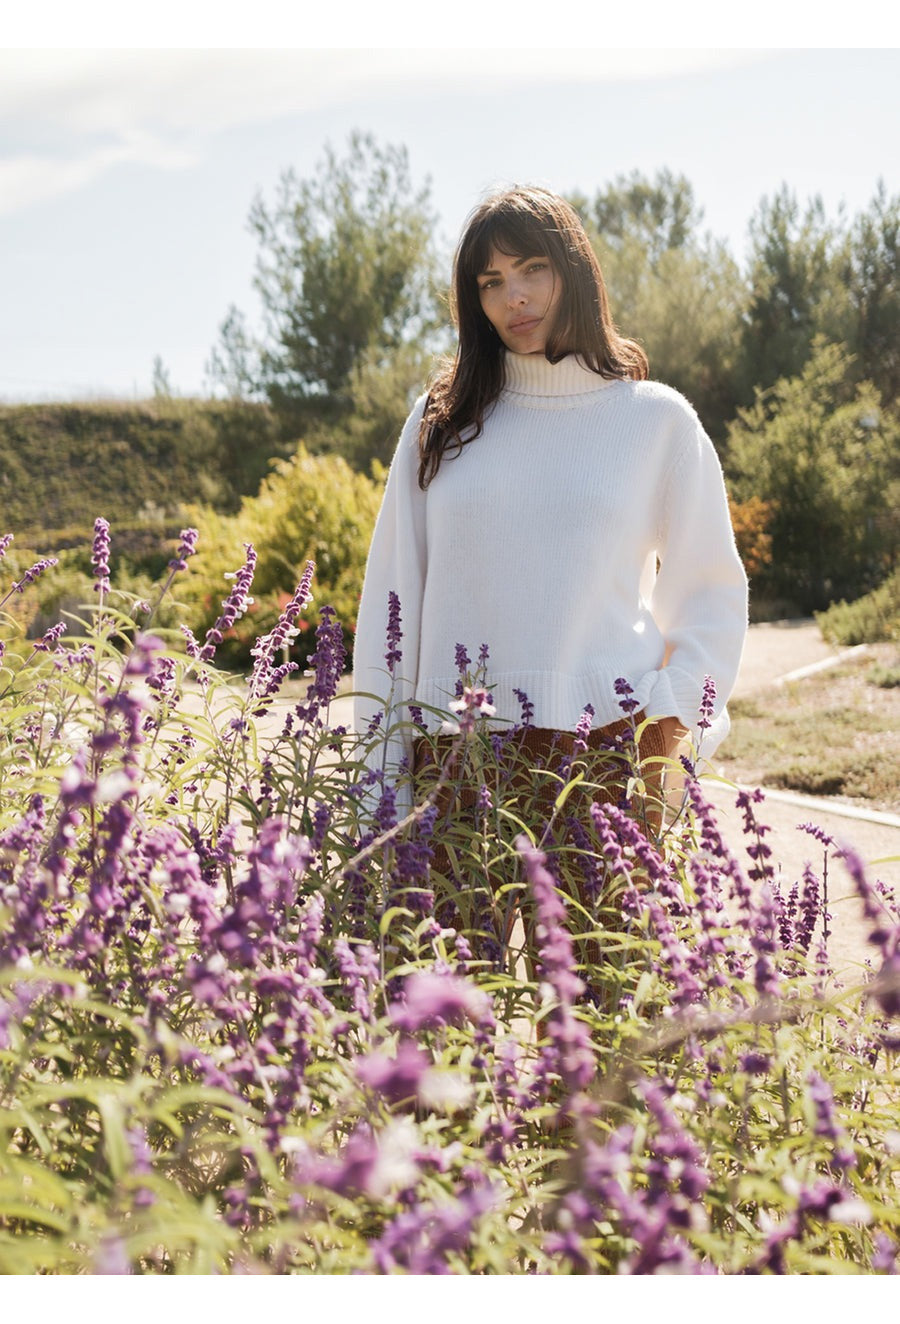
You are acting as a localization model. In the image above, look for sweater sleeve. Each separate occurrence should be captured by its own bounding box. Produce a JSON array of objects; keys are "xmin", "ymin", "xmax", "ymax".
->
[
  {"xmin": 644, "ymin": 411, "xmax": 748, "ymax": 756},
  {"xmin": 352, "ymin": 396, "xmax": 429, "ymax": 787}
]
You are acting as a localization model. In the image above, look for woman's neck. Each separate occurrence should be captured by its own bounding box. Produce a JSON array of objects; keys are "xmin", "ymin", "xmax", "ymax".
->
[{"xmin": 502, "ymin": 350, "xmax": 622, "ymax": 397}]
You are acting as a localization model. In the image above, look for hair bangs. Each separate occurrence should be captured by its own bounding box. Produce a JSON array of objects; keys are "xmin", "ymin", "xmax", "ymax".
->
[{"xmin": 461, "ymin": 206, "xmax": 558, "ymax": 280}]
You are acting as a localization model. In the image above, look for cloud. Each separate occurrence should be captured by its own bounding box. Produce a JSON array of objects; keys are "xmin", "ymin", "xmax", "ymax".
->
[
  {"xmin": 0, "ymin": 48, "xmax": 767, "ymax": 218},
  {"xmin": 0, "ymin": 132, "xmax": 197, "ymax": 218}
]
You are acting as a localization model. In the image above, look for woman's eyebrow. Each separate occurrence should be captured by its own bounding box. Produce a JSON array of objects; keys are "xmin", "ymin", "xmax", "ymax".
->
[{"xmin": 478, "ymin": 255, "xmax": 535, "ymax": 277}]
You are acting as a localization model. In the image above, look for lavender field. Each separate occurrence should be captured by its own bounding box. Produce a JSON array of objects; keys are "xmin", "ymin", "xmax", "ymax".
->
[{"xmin": 0, "ymin": 523, "xmax": 898, "ymax": 1275}]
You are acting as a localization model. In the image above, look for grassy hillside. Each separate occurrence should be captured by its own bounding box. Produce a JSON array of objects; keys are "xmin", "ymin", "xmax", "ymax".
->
[{"xmin": 0, "ymin": 397, "xmax": 285, "ymax": 546}]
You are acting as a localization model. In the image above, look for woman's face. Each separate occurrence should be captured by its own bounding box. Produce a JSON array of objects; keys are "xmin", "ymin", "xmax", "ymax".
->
[{"xmin": 476, "ymin": 248, "xmax": 562, "ymax": 354}]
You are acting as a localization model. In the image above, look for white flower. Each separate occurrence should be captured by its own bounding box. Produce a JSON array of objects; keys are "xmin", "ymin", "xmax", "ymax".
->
[
  {"xmin": 829, "ymin": 1198, "xmax": 872, "ymax": 1226},
  {"xmin": 418, "ymin": 1068, "xmax": 474, "ymax": 1113},
  {"xmin": 367, "ymin": 1118, "xmax": 421, "ymax": 1198},
  {"xmin": 94, "ymin": 771, "xmax": 135, "ymax": 804}
]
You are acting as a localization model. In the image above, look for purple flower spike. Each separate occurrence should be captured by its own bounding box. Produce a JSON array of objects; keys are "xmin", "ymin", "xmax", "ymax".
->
[
  {"xmin": 389, "ymin": 970, "xmax": 492, "ymax": 1033},
  {"xmin": 513, "ymin": 687, "xmax": 535, "ymax": 727},
  {"xmin": 168, "ymin": 526, "xmax": 199, "ymax": 573},
  {"xmin": 355, "ymin": 1038, "xmax": 432, "ymax": 1106},
  {"xmin": 303, "ymin": 604, "xmax": 346, "ymax": 708},
  {"xmin": 249, "ymin": 560, "xmax": 316, "ymax": 700},
  {"xmin": 13, "ymin": 556, "xmax": 58, "ymax": 594},
  {"xmin": 0, "ymin": 533, "xmax": 13, "ymax": 560},
  {"xmin": 92, "ymin": 517, "xmax": 111, "ymax": 595},
  {"xmin": 698, "ymin": 674, "xmax": 716, "ymax": 731},
  {"xmin": 199, "ymin": 543, "xmax": 257, "ymax": 662},
  {"xmin": 34, "ymin": 622, "xmax": 66, "ymax": 652},
  {"xmin": 614, "ymin": 676, "xmax": 639, "ymax": 716},
  {"xmin": 516, "ymin": 836, "xmax": 596, "ymax": 1095},
  {"xmin": 385, "ymin": 591, "xmax": 403, "ymax": 673},
  {"xmin": 573, "ymin": 703, "xmax": 595, "ymax": 754}
]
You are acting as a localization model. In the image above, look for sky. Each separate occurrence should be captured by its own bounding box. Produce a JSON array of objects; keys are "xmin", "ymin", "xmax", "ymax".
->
[{"xmin": 1, "ymin": 6, "xmax": 899, "ymax": 402}]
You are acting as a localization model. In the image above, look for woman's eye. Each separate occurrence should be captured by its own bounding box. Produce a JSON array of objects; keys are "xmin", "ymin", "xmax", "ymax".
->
[{"xmin": 527, "ymin": 262, "xmax": 547, "ymax": 274}]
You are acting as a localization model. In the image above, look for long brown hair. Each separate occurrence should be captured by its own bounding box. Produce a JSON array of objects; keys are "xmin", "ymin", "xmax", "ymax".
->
[{"xmin": 418, "ymin": 185, "xmax": 649, "ymax": 489}]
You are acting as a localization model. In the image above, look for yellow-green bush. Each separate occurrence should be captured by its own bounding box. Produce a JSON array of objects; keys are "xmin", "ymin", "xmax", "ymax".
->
[
  {"xmin": 817, "ymin": 566, "xmax": 900, "ymax": 645},
  {"xmin": 183, "ymin": 444, "xmax": 383, "ymax": 667}
]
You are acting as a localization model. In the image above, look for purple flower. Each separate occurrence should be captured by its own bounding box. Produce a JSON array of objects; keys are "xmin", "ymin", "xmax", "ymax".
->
[
  {"xmin": 698, "ymin": 674, "xmax": 716, "ymax": 731},
  {"xmin": 293, "ymin": 1122, "xmax": 420, "ymax": 1201},
  {"xmin": 355, "ymin": 1038, "xmax": 432, "ymax": 1106},
  {"xmin": 573, "ymin": 703, "xmax": 595, "ymax": 754},
  {"xmin": 389, "ymin": 970, "xmax": 491, "ymax": 1033},
  {"xmin": 873, "ymin": 1233, "xmax": 898, "ymax": 1274},
  {"xmin": 739, "ymin": 1051, "xmax": 771, "ymax": 1075},
  {"xmin": 13, "ymin": 556, "xmax": 58, "ymax": 594},
  {"xmin": 512, "ymin": 687, "xmax": 535, "ymax": 727},
  {"xmin": 199, "ymin": 543, "xmax": 257, "ymax": 662},
  {"xmin": 333, "ymin": 938, "xmax": 379, "ymax": 1019},
  {"xmin": 385, "ymin": 591, "xmax": 403, "ymax": 673},
  {"xmin": 0, "ymin": 532, "xmax": 12, "ymax": 560},
  {"xmin": 750, "ymin": 883, "xmax": 782, "ymax": 998},
  {"xmin": 369, "ymin": 1182, "xmax": 498, "ymax": 1274},
  {"xmin": 870, "ymin": 951, "xmax": 900, "ymax": 1019},
  {"xmin": 799, "ymin": 821, "xmax": 837, "ymax": 850},
  {"xmin": 840, "ymin": 845, "xmax": 899, "ymax": 963},
  {"xmin": 448, "ymin": 685, "xmax": 496, "ymax": 735},
  {"xmin": 454, "ymin": 643, "xmax": 471, "ymax": 675},
  {"xmin": 516, "ymin": 837, "xmax": 596, "ymax": 1095},
  {"xmin": 407, "ymin": 704, "xmax": 427, "ymax": 732},
  {"xmin": 795, "ymin": 863, "xmax": 821, "ymax": 956},
  {"xmin": 736, "ymin": 788, "xmax": 776, "ymax": 885},
  {"xmin": 302, "ymin": 604, "xmax": 346, "ymax": 710},
  {"xmin": 807, "ymin": 1070, "xmax": 856, "ymax": 1171},
  {"xmin": 92, "ymin": 517, "xmax": 111, "ymax": 595},
  {"xmin": 34, "ymin": 622, "xmax": 66, "ymax": 652},
  {"xmin": 180, "ymin": 623, "xmax": 203, "ymax": 661},
  {"xmin": 614, "ymin": 676, "xmax": 639, "ymax": 716},
  {"xmin": 168, "ymin": 526, "xmax": 199, "ymax": 573},
  {"xmin": 249, "ymin": 561, "xmax": 315, "ymax": 700}
]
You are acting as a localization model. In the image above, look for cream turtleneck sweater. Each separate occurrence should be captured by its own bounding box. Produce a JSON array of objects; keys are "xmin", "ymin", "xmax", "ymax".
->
[{"xmin": 353, "ymin": 351, "xmax": 748, "ymax": 776}]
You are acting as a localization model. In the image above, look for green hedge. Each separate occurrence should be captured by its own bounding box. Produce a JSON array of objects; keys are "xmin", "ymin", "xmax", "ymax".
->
[{"xmin": 0, "ymin": 397, "xmax": 285, "ymax": 539}]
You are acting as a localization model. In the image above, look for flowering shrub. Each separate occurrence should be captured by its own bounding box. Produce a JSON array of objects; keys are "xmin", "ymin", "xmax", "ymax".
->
[{"xmin": 0, "ymin": 525, "xmax": 898, "ymax": 1275}]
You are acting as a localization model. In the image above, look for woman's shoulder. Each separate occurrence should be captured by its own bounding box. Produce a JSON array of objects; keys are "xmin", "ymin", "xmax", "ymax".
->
[
  {"xmin": 403, "ymin": 392, "xmax": 430, "ymax": 432},
  {"xmin": 623, "ymin": 378, "xmax": 701, "ymax": 424},
  {"xmin": 391, "ymin": 392, "xmax": 429, "ymax": 458}
]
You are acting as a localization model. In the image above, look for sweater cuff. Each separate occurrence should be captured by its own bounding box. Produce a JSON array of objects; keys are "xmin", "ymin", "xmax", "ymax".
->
[{"xmin": 644, "ymin": 668, "xmax": 731, "ymax": 760}]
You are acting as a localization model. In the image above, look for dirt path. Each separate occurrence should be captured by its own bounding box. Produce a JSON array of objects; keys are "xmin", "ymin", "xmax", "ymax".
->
[
  {"xmin": 696, "ymin": 619, "xmax": 898, "ymax": 976},
  {"xmin": 729, "ymin": 618, "xmax": 849, "ymax": 697}
]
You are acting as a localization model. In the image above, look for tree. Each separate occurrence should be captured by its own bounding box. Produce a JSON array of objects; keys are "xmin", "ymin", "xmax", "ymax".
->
[
  {"xmin": 570, "ymin": 173, "xmax": 747, "ymax": 442},
  {"xmin": 726, "ymin": 339, "xmax": 900, "ymax": 613},
  {"xmin": 736, "ymin": 187, "xmax": 851, "ymax": 404},
  {"xmin": 152, "ymin": 355, "xmax": 173, "ymax": 399},
  {"xmin": 209, "ymin": 131, "xmax": 446, "ymax": 464},
  {"xmin": 842, "ymin": 182, "xmax": 900, "ymax": 404},
  {"xmin": 579, "ymin": 168, "xmax": 704, "ymax": 265}
]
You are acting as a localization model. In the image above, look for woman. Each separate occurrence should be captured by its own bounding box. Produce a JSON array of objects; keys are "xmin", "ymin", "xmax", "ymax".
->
[{"xmin": 353, "ymin": 185, "xmax": 748, "ymax": 838}]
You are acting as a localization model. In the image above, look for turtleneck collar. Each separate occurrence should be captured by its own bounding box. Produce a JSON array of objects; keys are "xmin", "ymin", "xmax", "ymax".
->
[{"xmin": 501, "ymin": 351, "xmax": 624, "ymax": 401}]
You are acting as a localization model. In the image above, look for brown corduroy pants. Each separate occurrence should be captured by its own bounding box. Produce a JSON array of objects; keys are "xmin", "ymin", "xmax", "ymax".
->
[{"xmin": 412, "ymin": 711, "xmax": 669, "ymax": 970}]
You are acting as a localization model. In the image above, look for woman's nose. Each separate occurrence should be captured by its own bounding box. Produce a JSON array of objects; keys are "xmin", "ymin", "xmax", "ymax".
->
[{"xmin": 506, "ymin": 280, "xmax": 526, "ymax": 306}]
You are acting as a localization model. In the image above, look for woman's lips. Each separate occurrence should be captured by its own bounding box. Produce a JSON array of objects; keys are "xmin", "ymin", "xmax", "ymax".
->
[{"xmin": 508, "ymin": 317, "xmax": 540, "ymax": 335}]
